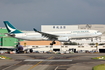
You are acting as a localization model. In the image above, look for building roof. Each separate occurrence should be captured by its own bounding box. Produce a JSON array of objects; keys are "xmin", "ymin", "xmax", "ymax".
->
[{"xmin": 20, "ymin": 41, "xmax": 61, "ymax": 46}]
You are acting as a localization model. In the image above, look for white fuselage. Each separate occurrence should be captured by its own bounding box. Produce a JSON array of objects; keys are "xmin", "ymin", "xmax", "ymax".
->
[{"xmin": 12, "ymin": 30, "xmax": 102, "ymax": 42}]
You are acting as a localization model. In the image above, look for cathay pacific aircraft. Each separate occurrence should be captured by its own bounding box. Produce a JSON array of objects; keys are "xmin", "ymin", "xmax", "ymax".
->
[{"xmin": 3, "ymin": 21, "xmax": 102, "ymax": 45}]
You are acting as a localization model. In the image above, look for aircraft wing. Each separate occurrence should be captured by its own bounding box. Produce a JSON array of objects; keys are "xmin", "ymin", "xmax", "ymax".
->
[{"xmin": 33, "ymin": 28, "xmax": 59, "ymax": 40}]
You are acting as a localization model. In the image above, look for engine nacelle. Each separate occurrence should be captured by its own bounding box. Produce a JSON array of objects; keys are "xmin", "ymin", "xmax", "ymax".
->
[
  {"xmin": 8, "ymin": 34, "xmax": 15, "ymax": 37},
  {"xmin": 57, "ymin": 37, "xmax": 70, "ymax": 42}
]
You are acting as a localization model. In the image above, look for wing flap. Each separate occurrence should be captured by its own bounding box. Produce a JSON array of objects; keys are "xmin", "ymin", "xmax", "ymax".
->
[{"xmin": 33, "ymin": 28, "xmax": 58, "ymax": 40}]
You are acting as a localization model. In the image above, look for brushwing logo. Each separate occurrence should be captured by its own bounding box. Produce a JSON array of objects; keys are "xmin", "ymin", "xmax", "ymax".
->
[{"xmin": 6, "ymin": 24, "xmax": 16, "ymax": 33}]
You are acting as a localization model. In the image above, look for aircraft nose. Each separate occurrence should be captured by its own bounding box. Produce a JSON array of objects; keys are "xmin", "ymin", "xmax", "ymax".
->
[{"xmin": 99, "ymin": 32, "xmax": 102, "ymax": 35}]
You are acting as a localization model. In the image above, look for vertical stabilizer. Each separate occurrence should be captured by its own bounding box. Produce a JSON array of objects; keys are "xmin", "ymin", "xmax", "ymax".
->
[{"xmin": 3, "ymin": 21, "xmax": 23, "ymax": 33}]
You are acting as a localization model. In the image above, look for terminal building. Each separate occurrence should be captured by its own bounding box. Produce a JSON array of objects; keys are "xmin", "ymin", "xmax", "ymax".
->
[
  {"xmin": 1, "ymin": 24, "xmax": 105, "ymax": 53},
  {"xmin": 0, "ymin": 27, "xmax": 19, "ymax": 47},
  {"xmin": 21, "ymin": 24, "xmax": 105, "ymax": 53},
  {"xmin": 41, "ymin": 24, "xmax": 105, "ymax": 34}
]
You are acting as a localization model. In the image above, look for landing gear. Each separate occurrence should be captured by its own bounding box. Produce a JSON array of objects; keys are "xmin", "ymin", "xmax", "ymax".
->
[
  {"xmin": 50, "ymin": 41, "xmax": 56, "ymax": 45},
  {"xmin": 50, "ymin": 41, "xmax": 55, "ymax": 52}
]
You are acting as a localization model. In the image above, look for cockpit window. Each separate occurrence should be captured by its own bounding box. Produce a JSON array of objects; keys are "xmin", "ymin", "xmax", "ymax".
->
[{"xmin": 97, "ymin": 31, "xmax": 101, "ymax": 33}]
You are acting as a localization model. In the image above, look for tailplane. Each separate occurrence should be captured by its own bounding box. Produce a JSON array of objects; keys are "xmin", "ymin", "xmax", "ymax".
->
[{"xmin": 3, "ymin": 21, "xmax": 23, "ymax": 34}]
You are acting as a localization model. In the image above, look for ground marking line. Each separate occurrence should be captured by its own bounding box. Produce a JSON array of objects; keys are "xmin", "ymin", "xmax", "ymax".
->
[
  {"xmin": 2, "ymin": 61, "xmax": 22, "ymax": 70},
  {"xmin": 27, "ymin": 61, "xmax": 42, "ymax": 70},
  {"xmin": 48, "ymin": 56, "xmax": 54, "ymax": 59},
  {"xmin": 25, "ymin": 59, "xmax": 72, "ymax": 61},
  {"xmin": 54, "ymin": 66, "xmax": 59, "ymax": 70},
  {"xmin": 27, "ymin": 56, "xmax": 54, "ymax": 70}
]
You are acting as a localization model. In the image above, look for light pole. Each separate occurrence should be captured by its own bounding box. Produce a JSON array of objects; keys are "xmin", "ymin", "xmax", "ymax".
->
[{"xmin": 96, "ymin": 43, "xmax": 98, "ymax": 52}]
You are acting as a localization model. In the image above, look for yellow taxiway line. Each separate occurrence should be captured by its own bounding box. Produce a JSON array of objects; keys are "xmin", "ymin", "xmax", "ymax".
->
[
  {"xmin": 28, "ymin": 61, "xmax": 42, "ymax": 70},
  {"xmin": 28, "ymin": 56, "xmax": 54, "ymax": 70}
]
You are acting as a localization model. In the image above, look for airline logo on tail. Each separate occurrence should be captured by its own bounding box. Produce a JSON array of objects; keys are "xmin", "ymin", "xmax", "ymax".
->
[
  {"xmin": 3, "ymin": 21, "xmax": 23, "ymax": 34},
  {"xmin": 6, "ymin": 24, "xmax": 16, "ymax": 33}
]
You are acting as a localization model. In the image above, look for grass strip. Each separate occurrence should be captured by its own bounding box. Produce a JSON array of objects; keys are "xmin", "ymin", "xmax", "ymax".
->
[
  {"xmin": 92, "ymin": 56, "xmax": 105, "ymax": 60},
  {"xmin": 93, "ymin": 64, "xmax": 105, "ymax": 70},
  {"xmin": 0, "ymin": 55, "xmax": 11, "ymax": 59}
]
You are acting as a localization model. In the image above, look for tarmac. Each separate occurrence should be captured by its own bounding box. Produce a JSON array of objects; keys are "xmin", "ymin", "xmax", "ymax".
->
[{"xmin": 0, "ymin": 53, "xmax": 105, "ymax": 70}]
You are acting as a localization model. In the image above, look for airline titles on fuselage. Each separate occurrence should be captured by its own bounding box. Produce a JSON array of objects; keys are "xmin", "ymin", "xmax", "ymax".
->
[{"xmin": 72, "ymin": 31, "xmax": 89, "ymax": 33}]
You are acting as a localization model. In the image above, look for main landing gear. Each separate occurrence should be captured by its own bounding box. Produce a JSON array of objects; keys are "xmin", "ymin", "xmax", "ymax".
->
[{"xmin": 50, "ymin": 41, "xmax": 56, "ymax": 45}]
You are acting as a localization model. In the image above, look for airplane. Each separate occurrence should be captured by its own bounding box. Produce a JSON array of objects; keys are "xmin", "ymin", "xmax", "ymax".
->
[{"xmin": 3, "ymin": 21, "xmax": 102, "ymax": 45}]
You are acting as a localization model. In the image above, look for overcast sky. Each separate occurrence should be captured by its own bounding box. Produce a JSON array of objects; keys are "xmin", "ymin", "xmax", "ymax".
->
[{"xmin": 0, "ymin": 0, "xmax": 105, "ymax": 31}]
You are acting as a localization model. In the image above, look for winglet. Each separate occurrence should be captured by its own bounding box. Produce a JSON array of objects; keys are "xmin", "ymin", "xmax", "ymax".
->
[{"xmin": 33, "ymin": 28, "xmax": 38, "ymax": 32}]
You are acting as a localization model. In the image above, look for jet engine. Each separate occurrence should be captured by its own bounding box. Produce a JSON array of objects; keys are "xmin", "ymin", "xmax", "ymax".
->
[
  {"xmin": 7, "ymin": 34, "xmax": 15, "ymax": 37},
  {"xmin": 57, "ymin": 37, "xmax": 70, "ymax": 42}
]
